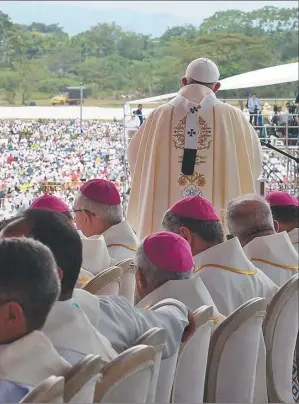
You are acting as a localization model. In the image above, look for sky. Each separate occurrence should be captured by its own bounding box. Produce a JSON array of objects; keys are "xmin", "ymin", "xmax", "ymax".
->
[{"xmin": 61, "ymin": 0, "xmax": 298, "ymax": 20}]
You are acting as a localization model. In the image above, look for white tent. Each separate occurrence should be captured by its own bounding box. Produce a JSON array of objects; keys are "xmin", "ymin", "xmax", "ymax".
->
[{"xmin": 127, "ymin": 62, "xmax": 298, "ymax": 105}]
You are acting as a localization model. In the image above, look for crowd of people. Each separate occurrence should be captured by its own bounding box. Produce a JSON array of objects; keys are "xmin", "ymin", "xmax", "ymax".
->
[
  {"xmin": 0, "ymin": 180, "xmax": 298, "ymax": 402},
  {"xmin": 245, "ymin": 93, "xmax": 299, "ymax": 145},
  {"xmin": 0, "ymin": 119, "xmax": 129, "ymax": 219},
  {"xmin": 0, "ymin": 116, "xmax": 297, "ymax": 220}
]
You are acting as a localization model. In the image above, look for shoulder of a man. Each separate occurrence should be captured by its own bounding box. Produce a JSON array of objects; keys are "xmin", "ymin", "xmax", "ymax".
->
[{"xmin": 215, "ymin": 101, "xmax": 246, "ymax": 117}]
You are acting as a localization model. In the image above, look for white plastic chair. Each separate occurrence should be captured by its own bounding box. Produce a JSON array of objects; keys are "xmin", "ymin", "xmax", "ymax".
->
[
  {"xmin": 64, "ymin": 354, "xmax": 106, "ymax": 403},
  {"xmin": 83, "ymin": 266, "xmax": 123, "ymax": 296},
  {"xmin": 93, "ymin": 345, "xmax": 156, "ymax": 403},
  {"xmin": 134, "ymin": 327, "xmax": 166, "ymax": 403},
  {"xmin": 171, "ymin": 305, "xmax": 214, "ymax": 403},
  {"xmin": 263, "ymin": 273, "xmax": 299, "ymax": 403},
  {"xmin": 115, "ymin": 258, "xmax": 136, "ymax": 305},
  {"xmin": 20, "ymin": 376, "xmax": 65, "ymax": 403},
  {"xmin": 205, "ymin": 297, "xmax": 267, "ymax": 403}
]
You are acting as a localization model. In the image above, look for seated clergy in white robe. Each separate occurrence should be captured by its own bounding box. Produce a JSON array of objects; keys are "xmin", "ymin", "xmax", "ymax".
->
[
  {"xmin": 1, "ymin": 209, "xmax": 192, "ymax": 363},
  {"xmin": 162, "ymin": 195, "xmax": 278, "ymax": 317},
  {"xmin": 134, "ymin": 231, "xmax": 222, "ymax": 326},
  {"xmin": 0, "ymin": 238, "xmax": 71, "ymax": 403},
  {"xmin": 265, "ymin": 191, "xmax": 299, "ymax": 253},
  {"xmin": 127, "ymin": 57, "xmax": 263, "ymax": 240},
  {"xmin": 226, "ymin": 193, "xmax": 298, "ymax": 287},
  {"xmin": 74, "ymin": 179, "xmax": 138, "ymax": 263},
  {"xmin": 0, "ymin": 209, "xmax": 118, "ymax": 365}
]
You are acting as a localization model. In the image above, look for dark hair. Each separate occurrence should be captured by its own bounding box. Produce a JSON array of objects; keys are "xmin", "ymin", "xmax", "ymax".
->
[
  {"xmin": 187, "ymin": 78, "xmax": 216, "ymax": 89},
  {"xmin": 62, "ymin": 211, "xmax": 73, "ymax": 221},
  {"xmin": 181, "ymin": 217, "xmax": 224, "ymax": 243},
  {"xmin": 22, "ymin": 209, "xmax": 82, "ymax": 298},
  {"xmin": 0, "ymin": 238, "xmax": 59, "ymax": 331},
  {"xmin": 0, "ymin": 217, "xmax": 18, "ymax": 232},
  {"xmin": 270, "ymin": 206, "xmax": 299, "ymax": 224}
]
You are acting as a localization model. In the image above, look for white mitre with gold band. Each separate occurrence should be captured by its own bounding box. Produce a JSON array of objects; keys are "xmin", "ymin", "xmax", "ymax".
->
[
  {"xmin": 194, "ymin": 236, "xmax": 278, "ymax": 317},
  {"xmin": 243, "ymin": 231, "xmax": 299, "ymax": 287}
]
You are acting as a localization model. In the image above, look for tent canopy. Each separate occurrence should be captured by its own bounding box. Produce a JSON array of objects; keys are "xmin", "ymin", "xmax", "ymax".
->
[{"xmin": 128, "ymin": 62, "xmax": 298, "ymax": 105}]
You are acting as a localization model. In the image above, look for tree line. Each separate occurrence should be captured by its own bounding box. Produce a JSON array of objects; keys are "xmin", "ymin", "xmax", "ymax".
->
[{"xmin": 0, "ymin": 6, "xmax": 298, "ymax": 104}]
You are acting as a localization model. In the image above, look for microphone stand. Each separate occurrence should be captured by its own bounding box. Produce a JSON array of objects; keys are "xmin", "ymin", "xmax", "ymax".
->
[{"xmin": 261, "ymin": 140, "xmax": 299, "ymax": 164}]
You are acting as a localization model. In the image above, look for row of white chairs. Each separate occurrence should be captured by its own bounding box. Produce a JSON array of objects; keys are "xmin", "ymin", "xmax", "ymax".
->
[{"xmin": 20, "ymin": 273, "xmax": 299, "ymax": 403}]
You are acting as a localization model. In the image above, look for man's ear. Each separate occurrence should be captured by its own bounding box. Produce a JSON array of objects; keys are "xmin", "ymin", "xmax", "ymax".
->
[
  {"xmin": 179, "ymin": 226, "xmax": 192, "ymax": 245},
  {"xmin": 181, "ymin": 77, "xmax": 188, "ymax": 87},
  {"xmin": 85, "ymin": 212, "xmax": 93, "ymax": 226},
  {"xmin": 213, "ymin": 82, "xmax": 221, "ymax": 93},
  {"xmin": 136, "ymin": 268, "xmax": 147, "ymax": 289},
  {"xmin": 56, "ymin": 267, "xmax": 63, "ymax": 281},
  {"xmin": 273, "ymin": 220, "xmax": 279, "ymax": 233}
]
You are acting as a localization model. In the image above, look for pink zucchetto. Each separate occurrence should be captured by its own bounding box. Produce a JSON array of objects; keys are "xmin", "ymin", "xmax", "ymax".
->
[
  {"xmin": 266, "ymin": 191, "xmax": 299, "ymax": 207},
  {"xmin": 30, "ymin": 194, "xmax": 69, "ymax": 213},
  {"xmin": 170, "ymin": 196, "xmax": 220, "ymax": 221},
  {"xmin": 143, "ymin": 232, "xmax": 194, "ymax": 273},
  {"xmin": 80, "ymin": 179, "xmax": 121, "ymax": 205}
]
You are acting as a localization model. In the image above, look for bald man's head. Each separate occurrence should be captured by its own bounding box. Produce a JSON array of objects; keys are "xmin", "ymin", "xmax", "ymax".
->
[{"xmin": 226, "ymin": 194, "xmax": 275, "ymax": 246}]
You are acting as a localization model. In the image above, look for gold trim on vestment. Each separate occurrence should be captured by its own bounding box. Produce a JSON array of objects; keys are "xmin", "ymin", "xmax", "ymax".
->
[
  {"xmin": 107, "ymin": 243, "xmax": 137, "ymax": 252},
  {"xmin": 194, "ymin": 263, "xmax": 257, "ymax": 275},
  {"xmin": 212, "ymin": 315, "xmax": 221, "ymax": 324},
  {"xmin": 250, "ymin": 258, "xmax": 299, "ymax": 270}
]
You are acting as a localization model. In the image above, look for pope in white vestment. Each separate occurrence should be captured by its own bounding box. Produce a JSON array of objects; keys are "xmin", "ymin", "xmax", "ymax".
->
[
  {"xmin": 127, "ymin": 58, "xmax": 263, "ymax": 239},
  {"xmin": 243, "ymin": 231, "xmax": 299, "ymax": 287},
  {"xmin": 0, "ymin": 331, "xmax": 70, "ymax": 403}
]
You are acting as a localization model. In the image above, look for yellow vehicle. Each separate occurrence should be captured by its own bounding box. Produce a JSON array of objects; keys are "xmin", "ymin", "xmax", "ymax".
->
[
  {"xmin": 51, "ymin": 94, "xmax": 68, "ymax": 106},
  {"xmin": 51, "ymin": 87, "xmax": 88, "ymax": 106}
]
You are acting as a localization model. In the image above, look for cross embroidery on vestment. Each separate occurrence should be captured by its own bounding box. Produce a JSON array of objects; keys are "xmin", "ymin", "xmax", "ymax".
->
[{"xmin": 187, "ymin": 129, "xmax": 196, "ymax": 137}]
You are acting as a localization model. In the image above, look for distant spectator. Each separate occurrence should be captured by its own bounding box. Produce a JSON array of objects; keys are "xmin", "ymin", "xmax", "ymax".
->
[
  {"xmin": 248, "ymin": 93, "xmax": 260, "ymax": 126},
  {"xmin": 136, "ymin": 104, "xmax": 143, "ymax": 127}
]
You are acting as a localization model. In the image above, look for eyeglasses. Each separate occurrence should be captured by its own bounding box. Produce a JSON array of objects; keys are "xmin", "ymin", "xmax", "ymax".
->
[
  {"xmin": 130, "ymin": 263, "xmax": 138, "ymax": 273},
  {"xmin": 70, "ymin": 209, "xmax": 96, "ymax": 219}
]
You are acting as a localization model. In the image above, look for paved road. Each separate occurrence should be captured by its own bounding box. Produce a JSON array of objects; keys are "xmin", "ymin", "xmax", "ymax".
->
[{"xmin": 0, "ymin": 106, "xmax": 154, "ymax": 120}]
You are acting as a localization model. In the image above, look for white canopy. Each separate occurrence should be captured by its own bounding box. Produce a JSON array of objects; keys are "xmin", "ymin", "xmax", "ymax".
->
[{"xmin": 128, "ymin": 62, "xmax": 298, "ymax": 105}]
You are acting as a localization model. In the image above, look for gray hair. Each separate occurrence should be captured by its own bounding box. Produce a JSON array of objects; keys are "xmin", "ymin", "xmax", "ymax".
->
[
  {"xmin": 162, "ymin": 210, "xmax": 224, "ymax": 244},
  {"xmin": 75, "ymin": 192, "xmax": 123, "ymax": 226},
  {"xmin": 0, "ymin": 237, "xmax": 60, "ymax": 332},
  {"xmin": 186, "ymin": 77, "xmax": 217, "ymax": 90},
  {"xmin": 135, "ymin": 242, "xmax": 192, "ymax": 290},
  {"xmin": 226, "ymin": 194, "xmax": 274, "ymax": 243}
]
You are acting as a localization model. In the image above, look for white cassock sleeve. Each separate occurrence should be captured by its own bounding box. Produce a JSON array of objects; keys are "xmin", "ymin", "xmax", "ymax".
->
[{"xmin": 97, "ymin": 296, "xmax": 189, "ymax": 359}]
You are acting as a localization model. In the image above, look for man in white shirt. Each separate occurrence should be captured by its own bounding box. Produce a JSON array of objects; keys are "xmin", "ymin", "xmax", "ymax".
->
[
  {"xmin": 1, "ymin": 209, "xmax": 195, "ymax": 361},
  {"xmin": 73, "ymin": 179, "xmax": 138, "ymax": 263},
  {"xmin": 162, "ymin": 195, "xmax": 278, "ymax": 316},
  {"xmin": 248, "ymin": 92, "xmax": 260, "ymax": 126},
  {"xmin": 265, "ymin": 191, "xmax": 299, "ymax": 253},
  {"xmin": 0, "ymin": 238, "xmax": 70, "ymax": 403},
  {"xmin": 133, "ymin": 231, "xmax": 222, "ymax": 324},
  {"xmin": 226, "ymin": 193, "xmax": 298, "ymax": 287}
]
